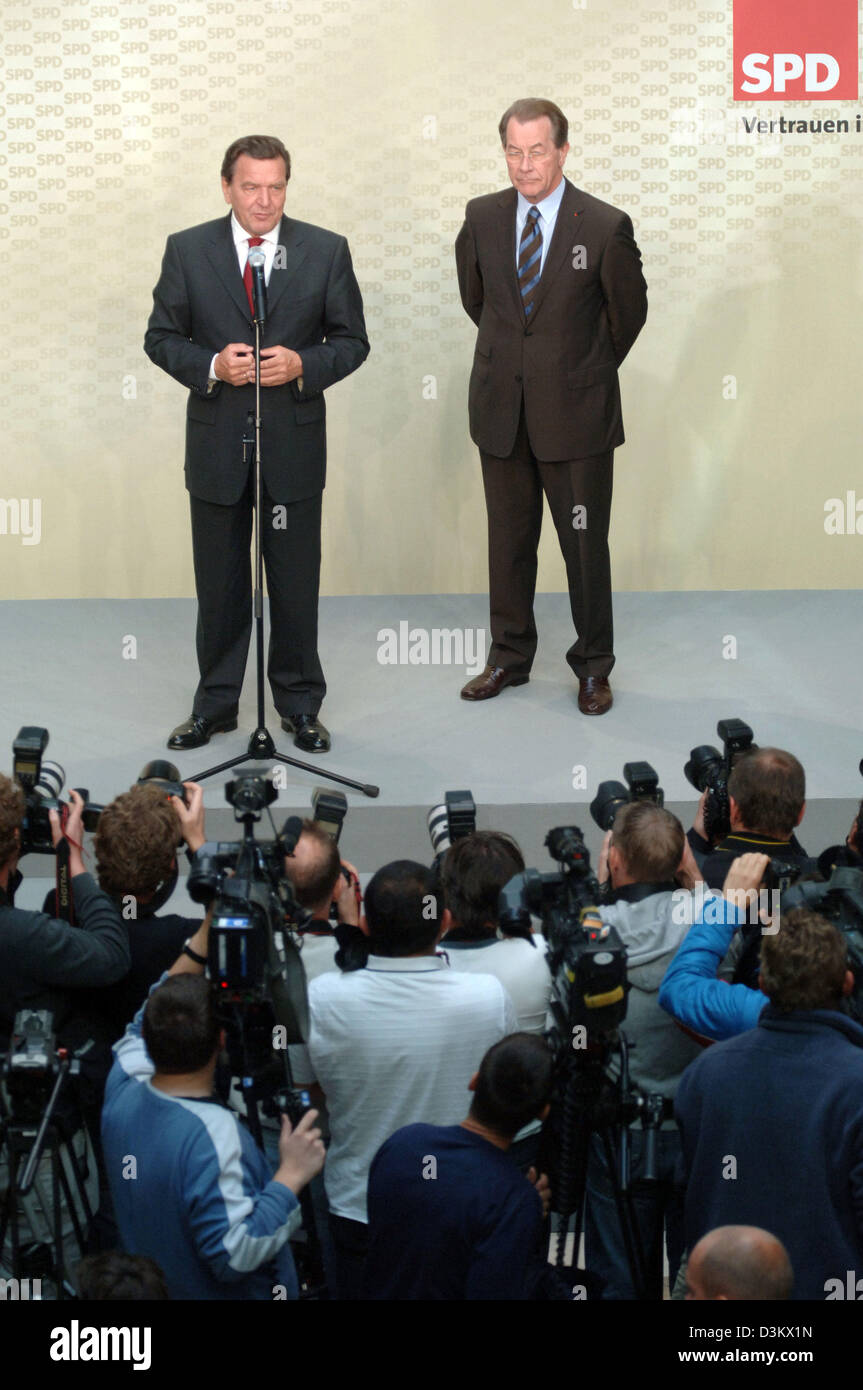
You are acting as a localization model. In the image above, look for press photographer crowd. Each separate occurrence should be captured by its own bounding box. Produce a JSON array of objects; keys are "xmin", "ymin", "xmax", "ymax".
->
[{"xmin": 2, "ymin": 721, "xmax": 863, "ymax": 1303}]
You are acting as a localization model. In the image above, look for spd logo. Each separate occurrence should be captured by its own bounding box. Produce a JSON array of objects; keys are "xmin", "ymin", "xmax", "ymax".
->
[{"xmin": 733, "ymin": 0, "xmax": 858, "ymax": 101}]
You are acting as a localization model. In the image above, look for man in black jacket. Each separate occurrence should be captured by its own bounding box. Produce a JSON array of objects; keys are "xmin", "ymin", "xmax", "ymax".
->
[
  {"xmin": 0, "ymin": 776, "xmax": 129, "ymax": 1039},
  {"xmin": 687, "ymin": 747, "xmax": 809, "ymax": 886},
  {"xmin": 74, "ymin": 781, "xmax": 208, "ymax": 1039},
  {"xmin": 687, "ymin": 748, "xmax": 810, "ymax": 989},
  {"xmin": 144, "ymin": 133, "xmax": 369, "ymax": 754}
]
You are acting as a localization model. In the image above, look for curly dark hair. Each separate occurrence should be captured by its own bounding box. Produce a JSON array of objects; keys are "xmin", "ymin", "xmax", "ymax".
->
[
  {"xmin": 94, "ymin": 784, "xmax": 181, "ymax": 900},
  {"xmin": 0, "ymin": 773, "xmax": 25, "ymax": 866},
  {"xmin": 760, "ymin": 907, "xmax": 848, "ymax": 1012}
]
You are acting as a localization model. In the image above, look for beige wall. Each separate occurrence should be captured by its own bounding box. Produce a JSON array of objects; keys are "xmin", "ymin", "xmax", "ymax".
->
[{"xmin": 1, "ymin": 0, "xmax": 859, "ymax": 599}]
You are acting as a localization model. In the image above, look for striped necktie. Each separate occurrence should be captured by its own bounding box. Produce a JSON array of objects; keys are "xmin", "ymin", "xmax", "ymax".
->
[{"xmin": 518, "ymin": 207, "xmax": 542, "ymax": 316}]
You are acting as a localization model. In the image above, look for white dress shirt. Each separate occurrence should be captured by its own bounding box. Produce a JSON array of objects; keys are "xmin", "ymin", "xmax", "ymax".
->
[{"xmin": 208, "ymin": 213, "xmax": 281, "ymax": 381}]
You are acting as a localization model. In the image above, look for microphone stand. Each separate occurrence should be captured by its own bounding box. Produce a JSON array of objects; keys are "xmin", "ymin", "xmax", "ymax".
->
[{"xmin": 191, "ymin": 257, "xmax": 378, "ymax": 799}]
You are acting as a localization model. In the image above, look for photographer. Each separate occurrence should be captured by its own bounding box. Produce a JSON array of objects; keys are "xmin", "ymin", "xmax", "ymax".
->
[
  {"xmin": 0, "ymin": 775, "xmax": 129, "ymax": 1039},
  {"xmin": 69, "ymin": 781, "xmax": 208, "ymax": 1038},
  {"xmin": 282, "ymin": 818, "xmax": 361, "ymax": 982},
  {"xmin": 688, "ymin": 747, "xmax": 809, "ymax": 885},
  {"xmin": 101, "ymin": 911, "xmax": 325, "ymax": 1300},
  {"xmin": 291, "ymin": 859, "xmax": 517, "ymax": 1299},
  {"xmin": 440, "ymin": 831, "xmax": 551, "ymax": 1033},
  {"xmin": 584, "ymin": 802, "xmax": 707, "ymax": 1299}
]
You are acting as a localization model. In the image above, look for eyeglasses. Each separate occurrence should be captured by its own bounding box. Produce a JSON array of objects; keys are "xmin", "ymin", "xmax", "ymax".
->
[{"xmin": 504, "ymin": 147, "xmax": 556, "ymax": 165}]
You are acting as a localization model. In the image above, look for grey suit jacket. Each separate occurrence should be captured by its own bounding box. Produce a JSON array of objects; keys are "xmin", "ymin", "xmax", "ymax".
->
[
  {"xmin": 455, "ymin": 178, "xmax": 647, "ymax": 461},
  {"xmin": 144, "ymin": 212, "xmax": 369, "ymax": 505}
]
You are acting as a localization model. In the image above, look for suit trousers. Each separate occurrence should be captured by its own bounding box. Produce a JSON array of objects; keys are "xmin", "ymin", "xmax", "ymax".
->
[
  {"xmin": 189, "ymin": 471, "xmax": 326, "ymax": 720},
  {"xmin": 480, "ymin": 404, "xmax": 615, "ymax": 680}
]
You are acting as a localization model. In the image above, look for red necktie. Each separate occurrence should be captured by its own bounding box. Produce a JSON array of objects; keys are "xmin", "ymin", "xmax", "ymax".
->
[{"xmin": 243, "ymin": 237, "xmax": 264, "ymax": 316}]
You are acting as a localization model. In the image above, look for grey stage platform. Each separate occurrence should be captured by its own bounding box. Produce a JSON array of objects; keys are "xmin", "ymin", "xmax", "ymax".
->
[{"xmin": 1, "ymin": 590, "xmax": 860, "ymax": 911}]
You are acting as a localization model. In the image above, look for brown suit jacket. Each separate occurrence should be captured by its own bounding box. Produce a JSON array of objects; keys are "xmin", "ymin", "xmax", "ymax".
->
[{"xmin": 455, "ymin": 177, "xmax": 647, "ymax": 461}]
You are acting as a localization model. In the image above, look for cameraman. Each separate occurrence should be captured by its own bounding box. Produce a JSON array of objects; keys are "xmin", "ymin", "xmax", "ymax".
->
[
  {"xmin": 68, "ymin": 781, "xmax": 208, "ymax": 1038},
  {"xmin": 585, "ymin": 801, "xmax": 706, "ymax": 1300},
  {"xmin": 101, "ymin": 912, "xmax": 325, "ymax": 1300},
  {"xmin": 0, "ymin": 775, "xmax": 129, "ymax": 1039},
  {"xmin": 282, "ymin": 818, "xmax": 361, "ymax": 982},
  {"xmin": 688, "ymin": 747, "xmax": 809, "ymax": 885}
]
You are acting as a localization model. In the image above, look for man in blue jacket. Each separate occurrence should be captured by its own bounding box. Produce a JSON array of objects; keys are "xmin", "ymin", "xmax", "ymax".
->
[
  {"xmin": 674, "ymin": 906, "xmax": 863, "ymax": 1301},
  {"xmin": 102, "ymin": 913, "xmax": 325, "ymax": 1299},
  {"xmin": 659, "ymin": 853, "xmax": 770, "ymax": 1040}
]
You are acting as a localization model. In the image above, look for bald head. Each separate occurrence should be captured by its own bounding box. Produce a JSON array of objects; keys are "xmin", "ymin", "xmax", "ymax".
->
[
  {"xmin": 283, "ymin": 820, "xmax": 341, "ymax": 916},
  {"xmin": 686, "ymin": 1226, "xmax": 793, "ymax": 1301}
]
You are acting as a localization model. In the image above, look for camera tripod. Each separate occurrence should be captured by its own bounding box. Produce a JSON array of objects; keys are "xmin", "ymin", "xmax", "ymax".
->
[
  {"xmin": 542, "ymin": 1031, "xmax": 669, "ymax": 1301},
  {"xmin": 0, "ymin": 1055, "xmax": 95, "ymax": 1299},
  {"xmin": 217, "ymin": 1010, "xmax": 328, "ymax": 1301}
]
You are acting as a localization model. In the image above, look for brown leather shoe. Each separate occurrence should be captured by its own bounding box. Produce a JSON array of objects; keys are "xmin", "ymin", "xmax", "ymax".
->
[
  {"xmin": 577, "ymin": 676, "xmax": 613, "ymax": 715},
  {"xmin": 460, "ymin": 665, "xmax": 530, "ymax": 701}
]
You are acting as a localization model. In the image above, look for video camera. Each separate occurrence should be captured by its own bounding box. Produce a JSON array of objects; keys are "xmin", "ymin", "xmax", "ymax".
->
[
  {"xmin": 2, "ymin": 1010, "xmax": 68, "ymax": 1123},
  {"xmin": 186, "ymin": 771, "xmax": 311, "ymax": 1054},
  {"xmin": 684, "ymin": 717, "xmax": 756, "ymax": 843},
  {"xmin": 499, "ymin": 826, "xmax": 628, "ymax": 1045}
]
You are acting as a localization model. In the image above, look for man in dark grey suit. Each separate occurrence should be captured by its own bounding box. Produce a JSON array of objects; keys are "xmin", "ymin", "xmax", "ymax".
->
[
  {"xmin": 456, "ymin": 99, "xmax": 646, "ymax": 716},
  {"xmin": 145, "ymin": 134, "xmax": 369, "ymax": 752}
]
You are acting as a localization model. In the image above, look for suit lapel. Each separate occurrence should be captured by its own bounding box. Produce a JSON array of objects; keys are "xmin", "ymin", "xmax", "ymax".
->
[
  {"xmin": 205, "ymin": 213, "xmax": 251, "ymax": 324},
  {"xmin": 526, "ymin": 178, "xmax": 585, "ymax": 325},
  {"xmin": 266, "ymin": 215, "xmax": 307, "ymax": 317},
  {"xmin": 203, "ymin": 213, "xmax": 308, "ymax": 325},
  {"xmin": 495, "ymin": 189, "xmax": 523, "ymax": 319}
]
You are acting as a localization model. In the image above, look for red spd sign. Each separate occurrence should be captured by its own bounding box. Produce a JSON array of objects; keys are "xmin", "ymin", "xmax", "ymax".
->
[{"xmin": 734, "ymin": 0, "xmax": 858, "ymax": 101}]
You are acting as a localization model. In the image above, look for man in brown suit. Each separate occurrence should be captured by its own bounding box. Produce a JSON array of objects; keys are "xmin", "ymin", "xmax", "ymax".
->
[{"xmin": 456, "ymin": 99, "xmax": 647, "ymax": 715}]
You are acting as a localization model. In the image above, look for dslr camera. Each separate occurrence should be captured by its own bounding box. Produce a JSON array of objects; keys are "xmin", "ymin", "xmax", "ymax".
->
[
  {"xmin": 12, "ymin": 727, "xmax": 104, "ymax": 857},
  {"xmin": 684, "ymin": 717, "xmax": 756, "ymax": 843}
]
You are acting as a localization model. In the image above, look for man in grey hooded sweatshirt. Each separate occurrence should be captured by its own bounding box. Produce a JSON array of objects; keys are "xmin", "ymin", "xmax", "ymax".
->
[{"xmin": 584, "ymin": 801, "xmax": 705, "ymax": 1299}]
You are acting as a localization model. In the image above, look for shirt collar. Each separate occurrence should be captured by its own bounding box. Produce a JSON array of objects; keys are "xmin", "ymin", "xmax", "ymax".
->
[
  {"xmin": 230, "ymin": 212, "xmax": 281, "ymax": 249},
  {"xmin": 365, "ymin": 953, "xmax": 449, "ymax": 973},
  {"xmin": 517, "ymin": 176, "xmax": 566, "ymax": 225}
]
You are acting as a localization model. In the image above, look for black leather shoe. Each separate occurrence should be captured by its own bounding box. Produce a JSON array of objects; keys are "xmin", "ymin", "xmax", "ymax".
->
[
  {"xmin": 281, "ymin": 714, "xmax": 331, "ymax": 754},
  {"xmin": 167, "ymin": 713, "xmax": 238, "ymax": 751}
]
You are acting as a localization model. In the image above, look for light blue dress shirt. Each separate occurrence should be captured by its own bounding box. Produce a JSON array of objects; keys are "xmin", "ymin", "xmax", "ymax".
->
[{"xmin": 515, "ymin": 177, "xmax": 566, "ymax": 277}]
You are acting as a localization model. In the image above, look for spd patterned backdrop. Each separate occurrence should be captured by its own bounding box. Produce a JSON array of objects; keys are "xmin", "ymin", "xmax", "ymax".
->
[{"xmin": 0, "ymin": 0, "xmax": 860, "ymax": 598}]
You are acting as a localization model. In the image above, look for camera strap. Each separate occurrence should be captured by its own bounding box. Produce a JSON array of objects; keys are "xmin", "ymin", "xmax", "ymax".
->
[
  {"xmin": 54, "ymin": 837, "xmax": 75, "ymax": 925},
  {"xmin": 53, "ymin": 802, "xmax": 77, "ymax": 925}
]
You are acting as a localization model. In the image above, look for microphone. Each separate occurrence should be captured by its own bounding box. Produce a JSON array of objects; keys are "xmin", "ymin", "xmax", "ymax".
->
[{"xmin": 247, "ymin": 245, "xmax": 267, "ymax": 325}]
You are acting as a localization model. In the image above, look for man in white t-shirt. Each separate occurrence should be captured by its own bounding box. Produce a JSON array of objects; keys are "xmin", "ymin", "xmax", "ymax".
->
[{"xmin": 291, "ymin": 858, "xmax": 517, "ymax": 1300}]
